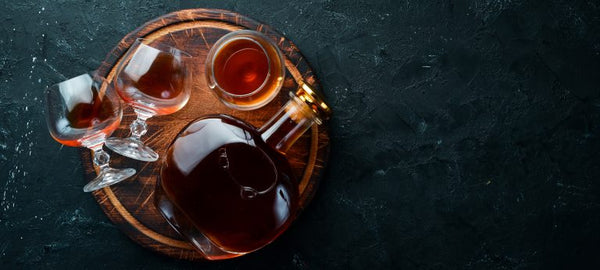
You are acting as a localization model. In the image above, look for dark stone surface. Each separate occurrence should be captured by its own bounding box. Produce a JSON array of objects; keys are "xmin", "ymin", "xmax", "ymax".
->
[{"xmin": 1, "ymin": 0, "xmax": 599, "ymax": 269}]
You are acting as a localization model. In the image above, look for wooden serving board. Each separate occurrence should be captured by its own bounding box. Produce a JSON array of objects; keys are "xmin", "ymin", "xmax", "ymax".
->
[{"xmin": 80, "ymin": 9, "xmax": 329, "ymax": 260}]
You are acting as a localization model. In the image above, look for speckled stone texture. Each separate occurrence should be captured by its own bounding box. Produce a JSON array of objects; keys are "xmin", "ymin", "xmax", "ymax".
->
[{"xmin": 1, "ymin": 0, "xmax": 599, "ymax": 269}]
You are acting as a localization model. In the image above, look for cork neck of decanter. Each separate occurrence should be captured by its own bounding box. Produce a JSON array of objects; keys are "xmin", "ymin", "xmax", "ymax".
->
[
  {"xmin": 295, "ymin": 82, "xmax": 331, "ymax": 123},
  {"xmin": 259, "ymin": 83, "xmax": 330, "ymax": 153}
]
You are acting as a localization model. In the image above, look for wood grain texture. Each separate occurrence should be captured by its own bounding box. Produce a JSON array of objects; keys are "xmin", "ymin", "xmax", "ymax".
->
[{"xmin": 79, "ymin": 9, "xmax": 329, "ymax": 260}]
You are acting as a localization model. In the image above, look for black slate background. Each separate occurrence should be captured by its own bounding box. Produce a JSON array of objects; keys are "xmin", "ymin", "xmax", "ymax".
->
[{"xmin": 1, "ymin": 0, "xmax": 599, "ymax": 269}]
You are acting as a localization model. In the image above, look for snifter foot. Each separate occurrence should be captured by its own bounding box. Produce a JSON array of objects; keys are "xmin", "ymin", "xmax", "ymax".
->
[
  {"xmin": 105, "ymin": 137, "xmax": 159, "ymax": 162},
  {"xmin": 83, "ymin": 167, "xmax": 136, "ymax": 192}
]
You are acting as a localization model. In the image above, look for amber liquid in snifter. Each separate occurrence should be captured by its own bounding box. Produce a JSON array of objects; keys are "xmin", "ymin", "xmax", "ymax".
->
[
  {"xmin": 116, "ymin": 47, "xmax": 189, "ymax": 115},
  {"xmin": 58, "ymin": 89, "xmax": 118, "ymax": 147},
  {"xmin": 206, "ymin": 30, "xmax": 285, "ymax": 110}
]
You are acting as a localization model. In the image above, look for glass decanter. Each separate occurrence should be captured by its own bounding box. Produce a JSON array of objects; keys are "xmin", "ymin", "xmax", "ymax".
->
[{"xmin": 155, "ymin": 83, "xmax": 330, "ymax": 260}]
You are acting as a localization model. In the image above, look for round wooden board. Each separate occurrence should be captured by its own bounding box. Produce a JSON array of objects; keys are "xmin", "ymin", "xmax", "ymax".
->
[{"xmin": 80, "ymin": 9, "xmax": 330, "ymax": 260}]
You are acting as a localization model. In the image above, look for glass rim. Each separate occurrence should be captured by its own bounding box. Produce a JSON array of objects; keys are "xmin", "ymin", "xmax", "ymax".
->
[
  {"xmin": 47, "ymin": 72, "xmax": 115, "ymax": 105},
  {"xmin": 133, "ymin": 37, "xmax": 193, "ymax": 58},
  {"xmin": 49, "ymin": 71, "xmax": 105, "ymax": 87}
]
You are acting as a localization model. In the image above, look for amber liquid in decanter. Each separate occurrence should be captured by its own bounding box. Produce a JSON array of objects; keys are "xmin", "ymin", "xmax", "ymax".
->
[
  {"xmin": 155, "ymin": 83, "xmax": 330, "ymax": 260},
  {"xmin": 158, "ymin": 115, "xmax": 297, "ymax": 253}
]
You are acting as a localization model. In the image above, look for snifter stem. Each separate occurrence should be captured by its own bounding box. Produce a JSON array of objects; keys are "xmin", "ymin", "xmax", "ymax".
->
[
  {"xmin": 130, "ymin": 118, "xmax": 148, "ymax": 140},
  {"xmin": 105, "ymin": 108, "xmax": 159, "ymax": 162},
  {"xmin": 92, "ymin": 147, "xmax": 110, "ymax": 169},
  {"xmin": 83, "ymin": 144, "xmax": 136, "ymax": 193}
]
